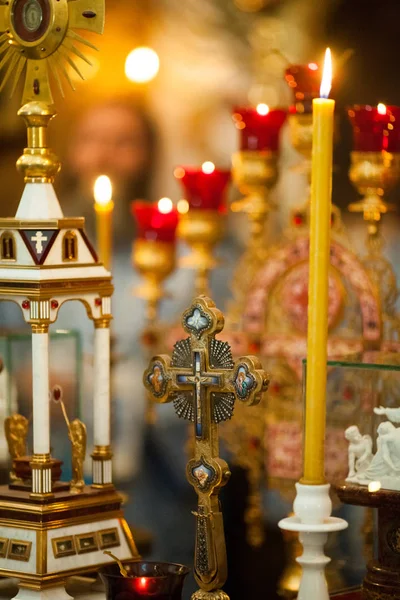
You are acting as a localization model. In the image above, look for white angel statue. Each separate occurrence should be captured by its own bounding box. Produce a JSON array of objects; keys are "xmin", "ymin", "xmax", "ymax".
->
[{"xmin": 345, "ymin": 425, "xmax": 373, "ymax": 482}]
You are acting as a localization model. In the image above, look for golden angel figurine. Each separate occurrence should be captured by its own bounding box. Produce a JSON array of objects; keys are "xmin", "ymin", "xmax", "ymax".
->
[
  {"xmin": 69, "ymin": 419, "xmax": 87, "ymax": 493},
  {"xmin": 4, "ymin": 414, "xmax": 29, "ymax": 481},
  {"xmin": 52, "ymin": 386, "xmax": 86, "ymax": 493}
]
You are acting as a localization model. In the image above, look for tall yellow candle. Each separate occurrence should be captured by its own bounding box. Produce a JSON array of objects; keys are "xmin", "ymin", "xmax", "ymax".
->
[
  {"xmin": 94, "ymin": 175, "xmax": 114, "ymax": 271},
  {"xmin": 302, "ymin": 49, "xmax": 335, "ymax": 485}
]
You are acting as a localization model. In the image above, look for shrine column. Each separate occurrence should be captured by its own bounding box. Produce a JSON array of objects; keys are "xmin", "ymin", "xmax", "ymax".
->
[
  {"xmin": 31, "ymin": 320, "xmax": 52, "ymax": 497},
  {"xmin": 92, "ymin": 316, "xmax": 112, "ymax": 487}
]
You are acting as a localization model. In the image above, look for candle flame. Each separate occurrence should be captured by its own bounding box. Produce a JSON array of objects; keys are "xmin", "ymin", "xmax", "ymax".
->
[
  {"xmin": 139, "ymin": 577, "xmax": 148, "ymax": 588},
  {"xmin": 202, "ymin": 161, "xmax": 215, "ymax": 174},
  {"xmin": 256, "ymin": 103, "xmax": 269, "ymax": 116},
  {"xmin": 377, "ymin": 103, "xmax": 387, "ymax": 115},
  {"xmin": 94, "ymin": 175, "xmax": 112, "ymax": 205},
  {"xmin": 158, "ymin": 197, "xmax": 173, "ymax": 214},
  {"xmin": 320, "ymin": 48, "xmax": 332, "ymax": 99},
  {"xmin": 368, "ymin": 480, "xmax": 381, "ymax": 493},
  {"xmin": 177, "ymin": 199, "xmax": 189, "ymax": 214}
]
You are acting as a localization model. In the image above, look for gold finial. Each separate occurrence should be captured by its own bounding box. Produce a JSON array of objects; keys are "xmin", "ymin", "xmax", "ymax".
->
[
  {"xmin": 16, "ymin": 101, "xmax": 60, "ymax": 183},
  {"xmin": 144, "ymin": 296, "xmax": 269, "ymax": 599},
  {"xmin": 0, "ymin": 0, "xmax": 105, "ymax": 183}
]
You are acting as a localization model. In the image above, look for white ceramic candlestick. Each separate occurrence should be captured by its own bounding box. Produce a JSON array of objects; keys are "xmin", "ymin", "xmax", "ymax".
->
[
  {"xmin": 93, "ymin": 325, "xmax": 110, "ymax": 447},
  {"xmin": 32, "ymin": 331, "xmax": 50, "ymax": 455},
  {"xmin": 279, "ymin": 483, "xmax": 347, "ymax": 600}
]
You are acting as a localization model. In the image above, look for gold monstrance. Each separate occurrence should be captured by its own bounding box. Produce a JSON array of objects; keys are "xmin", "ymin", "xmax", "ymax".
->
[
  {"xmin": 144, "ymin": 296, "xmax": 269, "ymax": 600},
  {"xmin": 0, "ymin": 2, "xmax": 138, "ymax": 599}
]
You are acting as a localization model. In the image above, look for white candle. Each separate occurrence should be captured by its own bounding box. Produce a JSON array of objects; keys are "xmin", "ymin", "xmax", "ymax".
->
[
  {"xmin": 93, "ymin": 326, "xmax": 111, "ymax": 446},
  {"xmin": 32, "ymin": 332, "xmax": 50, "ymax": 455}
]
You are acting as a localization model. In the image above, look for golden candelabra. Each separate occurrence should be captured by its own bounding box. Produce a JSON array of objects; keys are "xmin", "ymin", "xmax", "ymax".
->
[
  {"xmin": 178, "ymin": 210, "xmax": 225, "ymax": 297},
  {"xmin": 287, "ymin": 112, "xmax": 313, "ymax": 216},
  {"xmin": 348, "ymin": 150, "xmax": 400, "ymax": 243},
  {"xmin": 133, "ymin": 237, "xmax": 177, "ymax": 424},
  {"xmin": 133, "ymin": 238, "xmax": 176, "ymax": 322},
  {"xmin": 229, "ymin": 150, "xmax": 279, "ymax": 326},
  {"xmin": 348, "ymin": 150, "xmax": 400, "ymax": 342}
]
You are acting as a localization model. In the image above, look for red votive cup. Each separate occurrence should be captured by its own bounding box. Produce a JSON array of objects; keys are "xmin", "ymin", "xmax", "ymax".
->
[
  {"xmin": 232, "ymin": 106, "xmax": 287, "ymax": 151},
  {"xmin": 386, "ymin": 106, "xmax": 400, "ymax": 152},
  {"xmin": 347, "ymin": 104, "xmax": 391, "ymax": 152},
  {"xmin": 285, "ymin": 63, "xmax": 321, "ymax": 114},
  {"xmin": 131, "ymin": 201, "xmax": 179, "ymax": 242},
  {"xmin": 174, "ymin": 163, "xmax": 231, "ymax": 212},
  {"xmin": 100, "ymin": 561, "xmax": 190, "ymax": 600}
]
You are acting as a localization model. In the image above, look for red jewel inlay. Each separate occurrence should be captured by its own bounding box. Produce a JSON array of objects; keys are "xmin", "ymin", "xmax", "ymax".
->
[
  {"xmin": 22, "ymin": 300, "xmax": 30, "ymax": 310},
  {"xmin": 95, "ymin": 297, "xmax": 102, "ymax": 307},
  {"xmin": 51, "ymin": 300, "xmax": 59, "ymax": 310}
]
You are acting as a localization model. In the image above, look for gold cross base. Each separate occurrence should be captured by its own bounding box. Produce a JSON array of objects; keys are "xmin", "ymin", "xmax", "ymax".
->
[{"xmin": 191, "ymin": 589, "xmax": 229, "ymax": 600}]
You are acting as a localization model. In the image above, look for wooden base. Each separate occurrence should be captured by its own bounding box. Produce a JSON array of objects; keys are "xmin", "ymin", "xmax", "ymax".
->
[
  {"xmin": 0, "ymin": 484, "xmax": 139, "ymax": 591},
  {"xmin": 336, "ymin": 482, "xmax": 400, "ymax": 600}
]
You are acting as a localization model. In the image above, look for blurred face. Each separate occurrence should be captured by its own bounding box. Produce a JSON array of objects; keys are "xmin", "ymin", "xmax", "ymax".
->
[{"xmin": 68, "ymin": 104, "xmax": 151, "ymax": 198}]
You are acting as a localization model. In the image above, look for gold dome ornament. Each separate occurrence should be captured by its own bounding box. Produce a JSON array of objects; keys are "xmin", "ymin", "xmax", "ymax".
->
[{"xmin": 0, "ymin": 0, "xmax": 104, "ymax": 103}]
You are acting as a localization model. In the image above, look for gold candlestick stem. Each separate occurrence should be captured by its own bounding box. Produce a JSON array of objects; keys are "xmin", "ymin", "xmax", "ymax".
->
[
  {"xmin": 348, "ymin": 150, "xmax": 400, "ymax": 247},
  {"xmin": 178, "ymin": 211, "xmax": 224, "ymax": 297},
  {"xmin": 229, "ymin": 150, "xmax": 278, "ymax": 327},
  {"xmin": 133, "ymin": 238, "xmax": 177, "ymax": 424}
]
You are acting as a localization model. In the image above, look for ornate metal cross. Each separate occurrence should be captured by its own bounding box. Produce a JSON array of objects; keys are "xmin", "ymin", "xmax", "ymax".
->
[{"xmin": 144, "ymin": 296, "xmax": 269, "ymax": 599}]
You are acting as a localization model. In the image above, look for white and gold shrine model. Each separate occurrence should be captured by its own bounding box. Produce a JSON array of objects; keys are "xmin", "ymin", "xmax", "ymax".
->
[{"xmin": 0, "ymin": 0, "xmax": 138, "ymax": 598}]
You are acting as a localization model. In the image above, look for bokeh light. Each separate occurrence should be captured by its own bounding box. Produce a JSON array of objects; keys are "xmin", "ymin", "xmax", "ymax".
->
[
  {"xmin": 125, "ymin": 47, "xmax": 160, "ymax": 83},
  {"xmin": 201, "ymin": 161, "xmax": 215, "ymax": 174},
  {"xmin": 177, "ymin": 199, "xmax": 189, "ymax": 214},
  {"xmin": 158, "ymin": 197, "xmax": 173, "ymax": 214},
  {"xmin": 256, "ymin": 103, "xmax": 269, "ymax": 116},
  {"xmin": 378, "ymin": 103, "xmax": 387, "ymax": 115}
]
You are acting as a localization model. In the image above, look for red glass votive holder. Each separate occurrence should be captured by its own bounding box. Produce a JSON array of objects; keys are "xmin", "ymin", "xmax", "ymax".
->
[
  {"xmin": 347, "ymin": 105, "xmax": 392, "ymax": 152},
  {"xmin": 285, "ymin": 63, "xmax": 321, "ymax": 114},
  {"xmin": 386, "ymin": 106, "xmax": 400, "ymax": 153},
  {"xmin": 232, "ymin": 107, "xmax": 286, "ymax": 151},
  {"xmin": 174, "ymin": 165, "xmax": 231, "ymax": 212},
  {"xmin": 100, "ymin": 561, "xmax": 190, "ymax": 600},
  {"xmin": 131, "ymin": 201, "xmax": 179, "ymax": 242}
]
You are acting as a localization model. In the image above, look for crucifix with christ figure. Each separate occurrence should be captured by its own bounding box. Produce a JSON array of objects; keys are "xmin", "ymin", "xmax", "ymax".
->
[{"xmin": 144, "ymin": 296, "xmax": 269, "ymax": 600}]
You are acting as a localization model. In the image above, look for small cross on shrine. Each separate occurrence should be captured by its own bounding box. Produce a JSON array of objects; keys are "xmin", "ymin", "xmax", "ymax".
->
[
  {"xmin": 144, "ymin": 295, "xmax": 269, "ymax": 599},
  {"xmin": 31, "ymin": 231, "xmax": 47, "ymax": 254}
]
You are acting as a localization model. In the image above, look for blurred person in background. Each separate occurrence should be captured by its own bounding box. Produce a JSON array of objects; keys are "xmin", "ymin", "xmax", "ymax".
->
[{"xmin": 59, "ymin": 99, "xmax": 156, "ymax": 243}]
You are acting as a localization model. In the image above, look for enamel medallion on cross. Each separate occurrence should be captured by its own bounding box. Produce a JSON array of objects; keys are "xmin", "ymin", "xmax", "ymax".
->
[{"xmin": 144, "ymin": 296, "xmax": 269, "ymax": 599}]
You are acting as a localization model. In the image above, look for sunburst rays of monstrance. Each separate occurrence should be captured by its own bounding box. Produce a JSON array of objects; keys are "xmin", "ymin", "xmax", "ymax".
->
[{"xmin": 0, "ymin": 0, "xmax": 104, "ymax": 105}]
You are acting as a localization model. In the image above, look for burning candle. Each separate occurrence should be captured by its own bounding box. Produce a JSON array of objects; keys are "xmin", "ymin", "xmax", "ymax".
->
[
  {"xmin": 285, "ymin": 62, "xmax": 321, "ymax": 114},
  {"xmin": 174, "ymin": 163, "xmax": 231, "ymax": 212},
  {"xmin": 347, "ymin": 104, "xmax": 391, "ymax": 152},
  {"xmin": 302, "ymin": 48, "xmax": 335, "ymax": 485},
  {"xmin": 94, "ymin": 175, "xmax": 114, "ymax": 271},
  {"xmin": 132, "ymin": 200, "xmax": 179, "ymax": 242},
  {"xmin": 232, "ymin": 105, "xmax": 287, "ymax": 151}
]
